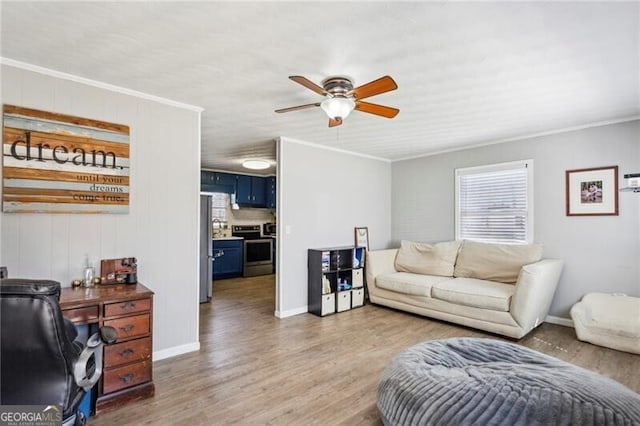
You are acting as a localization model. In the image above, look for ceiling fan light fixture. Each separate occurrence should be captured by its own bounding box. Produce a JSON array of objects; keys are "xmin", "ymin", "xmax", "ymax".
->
[
  {"xmin": 242, "ymin": 159, "xmax": 271, "ymax": 170},
  {"xmin": 277, "ymin": 75, "xmax": 398, "ymax": 127},
  {"xmin": 320, "ymin": 96, "xmax": 355, "ymax": 120}
]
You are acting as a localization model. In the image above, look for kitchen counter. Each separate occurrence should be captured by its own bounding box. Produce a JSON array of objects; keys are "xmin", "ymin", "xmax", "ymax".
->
[{"xmin": 212, "ymin": 236, "xmax": 244, "ymax": 240}]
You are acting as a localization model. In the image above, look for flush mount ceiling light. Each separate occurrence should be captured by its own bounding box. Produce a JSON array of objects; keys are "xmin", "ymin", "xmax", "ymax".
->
[{"xmin": 242, "ymin": 159, "xmax": 270, "ymax": 170}]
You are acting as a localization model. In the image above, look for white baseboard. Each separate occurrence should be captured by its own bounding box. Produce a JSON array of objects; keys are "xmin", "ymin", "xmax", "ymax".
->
[
  {"xmin": 545, "ymin": 315, "xmax": 574, "ymax": 328},
  {"xmin": 275, "ymin": 306, "xmax": 308, "ymax": 318},
  {"xmin": 153, "ymin": 341, "xmax": 200, "ymax": 361}
]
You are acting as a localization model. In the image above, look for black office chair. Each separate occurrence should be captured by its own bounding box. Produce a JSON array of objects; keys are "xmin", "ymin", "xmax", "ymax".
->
[{"xmin": 0, "ymin": 279, "xmax": 116, "ymax": 426}]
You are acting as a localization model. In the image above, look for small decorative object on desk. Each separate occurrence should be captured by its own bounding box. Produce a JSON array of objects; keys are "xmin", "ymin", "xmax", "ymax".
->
[
  {"xmin": 100, "ymin": 257, "xmax": 138, "ymax": 284},
  {"xmin": 83, "ymin": 255, "xmax": 95, "ymax": 287}
]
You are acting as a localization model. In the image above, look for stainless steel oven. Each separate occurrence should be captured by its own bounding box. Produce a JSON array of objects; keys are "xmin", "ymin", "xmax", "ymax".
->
[
  {"xmin": 263, "ymin": 223, "xmax": 276, "ymax": 273},
  {"xmin": 232, "ymin": 225, "xmax": 273, "ymax": 277}
]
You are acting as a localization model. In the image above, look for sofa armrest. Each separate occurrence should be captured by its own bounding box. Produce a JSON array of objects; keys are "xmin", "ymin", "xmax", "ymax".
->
[
  {"xmin": 365, "ymin": 249, "xmax": 398, "ymax": 290},
  {"xmin": 510, "ymin": 259, "xmax": 564, "ymax": 333}
]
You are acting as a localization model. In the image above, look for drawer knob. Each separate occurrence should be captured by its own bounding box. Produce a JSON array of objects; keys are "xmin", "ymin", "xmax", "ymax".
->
[
  {"xmin": 120, "ymin": 373, "xmax": 134, "ymax": 383},
  {"xmin": 119, "ymin": 324, "xmax": 134, "ymax": 332},
  {"xmin": 120, "ymin": 348, "xmax": 135, "ymax": 358},
  {"xmin": 122, "ymin": 302, "xmax": 136, "ymax": 310}
]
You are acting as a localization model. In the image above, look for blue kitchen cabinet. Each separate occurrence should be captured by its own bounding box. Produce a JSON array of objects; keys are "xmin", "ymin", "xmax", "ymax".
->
[
  {"xmin": 251, "ymin": 176, "xmax": 266, "ymax": 206},
  {"xmin": 236, "ymin": 175, "xmax": 252, "ymax": 204},
  {"xmin": 201, "ymin": 170, "xmax": 213, "ymax": 184},
  {"xmin": 201, "ymin": 171, "xmax": 236, "ymax": 194},
  {"xmin": 215, "ymin": 172, "xmax": 237, "ymax": 187},
  {"xmin": 213, "ymin": 239, "xmax": 243, "ymax": 279},
  {"xmin": 201, "ymin": 170, "xmax": 236, "ymax": 186},
  {"xmin": 236, "ymin": 175, "xmax": 267, "ymax": 207},
  {"xmin": 203, "ymin": 171, "xmax": 271, "ymax": 207},
  {"xmin": 265, "ymin": 176, "xmax": 276, "ymax": 209}
]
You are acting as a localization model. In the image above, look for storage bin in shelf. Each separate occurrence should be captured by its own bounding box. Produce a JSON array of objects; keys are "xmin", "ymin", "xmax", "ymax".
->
[
  {"xmin": 352, "ymin": 268, "xmax": 363, "ymax": 289},
  {"xmin": 337, "ymin": 290, "xmax": 351, "ymax": 312},
  {"xmin": 321, "ymin": 293, "xmax": 336, "ymax": 316},
  {"xmin": 352, "ymin": 288, "xmax": 365, "ymax": 308}
]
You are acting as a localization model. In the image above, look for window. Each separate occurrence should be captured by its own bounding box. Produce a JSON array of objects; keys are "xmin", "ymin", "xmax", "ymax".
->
[
  {"xmin": 211, "ymin": 192, "xmax": 228, "ymax": 225},
  {"xmin": 455, "ymin": 160, "xmax": 533, "ymax": 244}
]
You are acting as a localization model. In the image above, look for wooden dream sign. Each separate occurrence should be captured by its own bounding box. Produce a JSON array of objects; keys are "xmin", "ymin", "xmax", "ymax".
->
[{"xmin": 2, "ymin": 105, "xmax": 130, "ymax": 213}]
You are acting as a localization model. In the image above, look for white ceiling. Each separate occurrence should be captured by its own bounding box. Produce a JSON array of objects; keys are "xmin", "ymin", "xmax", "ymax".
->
[{"xmin": 1, "ymin": 2, "xmax": 638, "ymax": 176}]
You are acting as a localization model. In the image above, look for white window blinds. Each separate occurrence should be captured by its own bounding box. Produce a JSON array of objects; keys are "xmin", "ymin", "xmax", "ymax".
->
[{"xmin": 455, "ymin": 160, "xmax": 533, "ymax": 244}]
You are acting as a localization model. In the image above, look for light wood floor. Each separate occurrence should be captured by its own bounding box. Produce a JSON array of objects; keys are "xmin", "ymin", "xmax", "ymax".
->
[{"xmin": 90, "ymin": 274, "xmax": 639, "ymax": 425}]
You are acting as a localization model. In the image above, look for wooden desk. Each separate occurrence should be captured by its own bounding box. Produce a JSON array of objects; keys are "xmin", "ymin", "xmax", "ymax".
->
[{"xmin": 60, "ymin": 283, "xmax": 155, "ymax": 414}]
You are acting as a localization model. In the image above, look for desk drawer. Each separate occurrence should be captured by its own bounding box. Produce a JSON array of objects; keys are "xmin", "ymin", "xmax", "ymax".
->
[
  {"xmin": 105, "ymin": 337, "xmax": 152, "ymax": 368},
  {"xmin": 104, "ymin": 298, "xmax": 151, "ymax": 317},
  {"xmin": 105, "ymin": 314, "xmax": 150, "ymax": 340},
  {"xmin": 103, "ymin": 360, "xmax": 151, "ymax": 394},
  {"xmin": 63, "ymin": 306, "xmax": 99, "ymax": 324}
]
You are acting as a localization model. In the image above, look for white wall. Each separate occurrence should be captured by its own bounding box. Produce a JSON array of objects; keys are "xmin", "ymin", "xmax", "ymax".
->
[
  {"xmin": 391, "ymin": 120, "xmax": 640, "ymax": 318},
  {"xmin": 277, "ymin": 138, "xmax": 392, "ymax": 316},
  {"xmin": 0, "ymin": 63, "xmax": 202, "ymax": 359}
]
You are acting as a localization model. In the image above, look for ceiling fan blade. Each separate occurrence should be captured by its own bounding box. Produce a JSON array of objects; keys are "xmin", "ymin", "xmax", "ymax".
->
[
  {"xmin": 350, "ymin": 75, "xmax": 398, "ymax": 100},
  {"xmin": 354, "ymin": 100, "xmax": 399, "ymax": 118},
  {"xmin": 289, "ymin": 76, "xmax": 327, "ymax": 96},
  {"xmin": 328, "ymin": 117, "xmax": 342, "ymax": 127},
  {"xmin": 275, "ymin": 103, "xmax": 321, "ymax": 113}
]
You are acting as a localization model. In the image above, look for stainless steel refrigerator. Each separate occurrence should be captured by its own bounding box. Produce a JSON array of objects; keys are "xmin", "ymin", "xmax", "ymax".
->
[{"xmin": 199, "ymin": 195, "xmax": 213, "ymax": 303}]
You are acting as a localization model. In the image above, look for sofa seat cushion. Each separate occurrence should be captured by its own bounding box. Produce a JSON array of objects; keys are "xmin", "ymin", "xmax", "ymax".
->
[
  {"xmin": 376, "ymin": 272, "xmax": 452, "ymax": 297},
  {"xmin": 431, "ymin": 277, "xmax": 514, "ymax": 312}
]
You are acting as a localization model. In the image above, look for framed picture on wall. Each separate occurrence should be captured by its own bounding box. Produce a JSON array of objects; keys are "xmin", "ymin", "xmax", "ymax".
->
[
  {"xmin": 354, "ymin": 227, "xmax": 369, "ymax": 250},
  {"xmin": 566, "ymin": 166, "xmax": 618, "ymax": 216}
]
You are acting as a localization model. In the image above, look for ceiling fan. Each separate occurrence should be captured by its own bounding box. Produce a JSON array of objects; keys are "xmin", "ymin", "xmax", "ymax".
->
[{"xmin": 275, "ymin": 75, "xmax": 399, "ymax": 127}]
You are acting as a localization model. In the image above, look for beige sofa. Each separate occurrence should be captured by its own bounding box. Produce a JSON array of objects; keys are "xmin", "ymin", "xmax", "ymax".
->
[{"xmin": 366, "ymin": 240, "xmax": 564, "ymax": 339}]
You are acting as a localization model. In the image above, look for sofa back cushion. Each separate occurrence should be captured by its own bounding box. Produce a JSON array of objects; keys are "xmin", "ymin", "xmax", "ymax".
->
[
  {"xmin": 395, "ymin": 240, "xmax": 461, "ymax": 277},
  {"xmin": 453, "ymin": 240, "xmax": 543, "ymax": 284}
]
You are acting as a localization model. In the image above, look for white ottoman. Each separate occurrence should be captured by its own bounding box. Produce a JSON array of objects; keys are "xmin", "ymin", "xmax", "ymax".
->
[{"xmin": 570, "ymin": 293, "xmax": 640, "ymax": 354}]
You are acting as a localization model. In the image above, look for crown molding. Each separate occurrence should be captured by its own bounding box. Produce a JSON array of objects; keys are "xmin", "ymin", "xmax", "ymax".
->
[
  {"xmin": 394, "ymin": 116, "xmax": 640, "ymax": 163},
  {"xmin": 278, "ymin": 136, "xmax": 391, "ymax": 163},
  {"xmin": 1, "ymin": 57, "xmax": 204, "ymax": 113}
]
